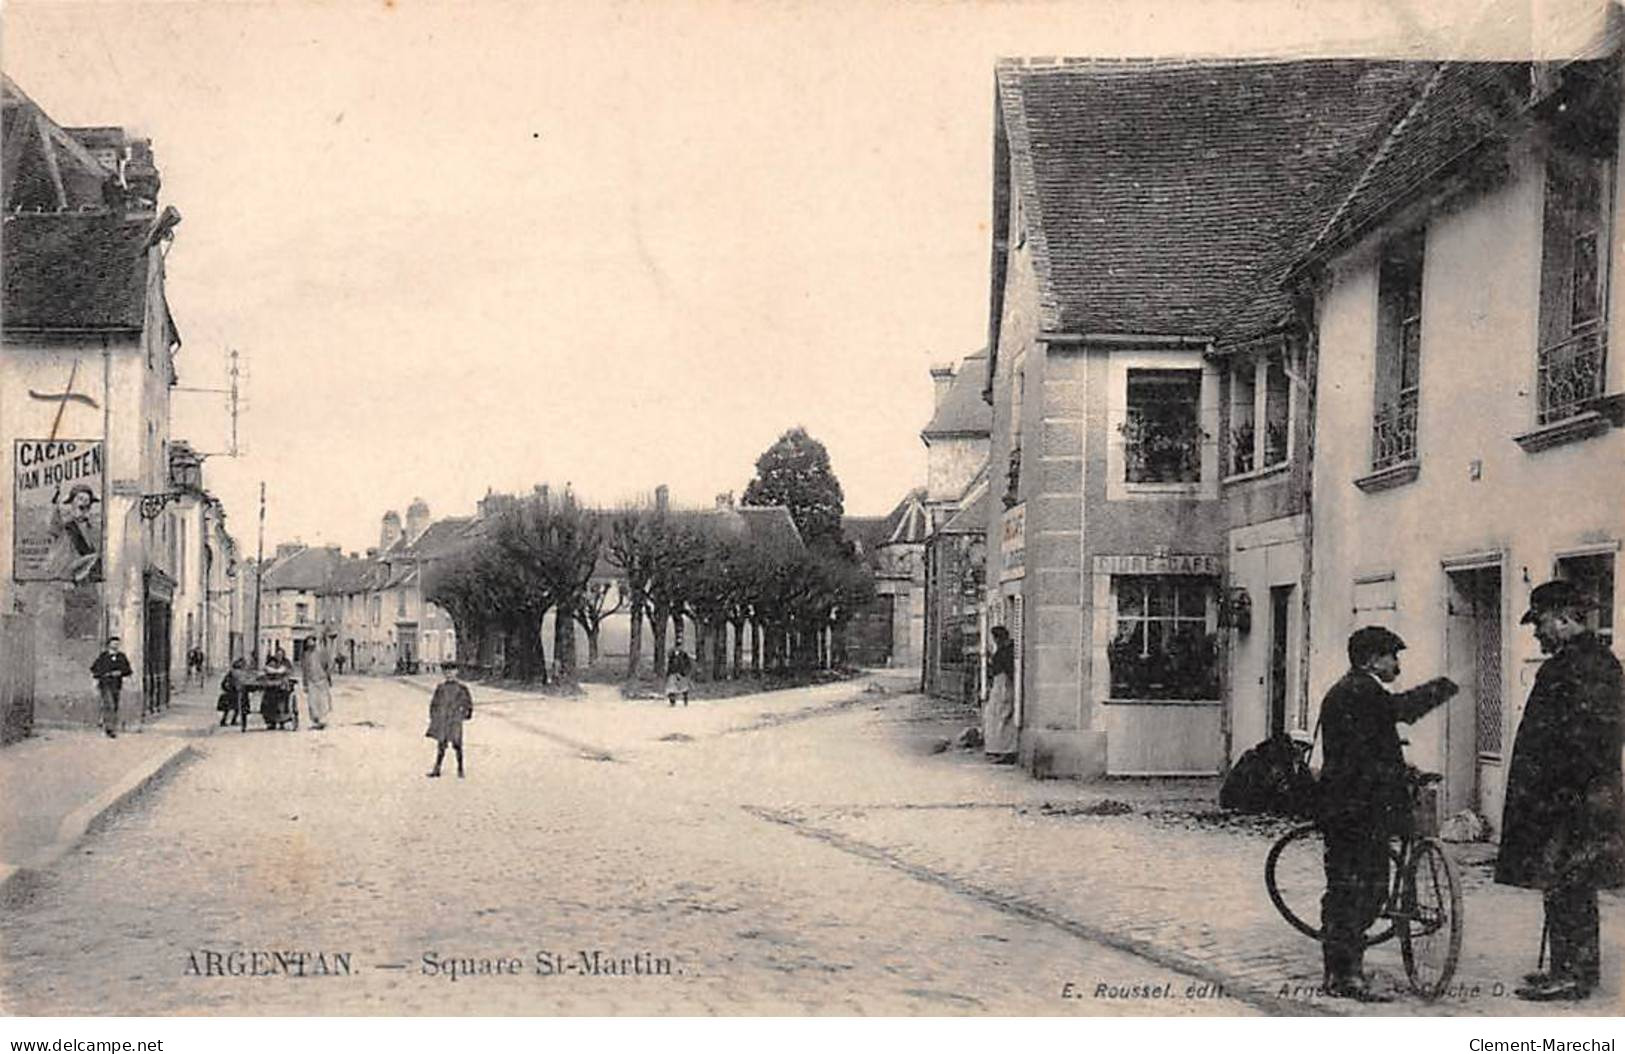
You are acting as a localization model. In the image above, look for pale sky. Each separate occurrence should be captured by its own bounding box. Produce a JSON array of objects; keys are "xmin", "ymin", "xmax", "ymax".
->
[{"xmin": 3, "ymin": 0, "xmax": 1611, "ymax": 553}]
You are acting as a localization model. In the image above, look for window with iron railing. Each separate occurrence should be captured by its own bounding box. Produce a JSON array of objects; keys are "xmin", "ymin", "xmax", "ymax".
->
[
  {"xmin": 1371, "ymin": 231, "xmax": 1426, "ymax": 470},
  {"xmin": 1536, "ymin": 149, "xmax": 1612, "ymax": 426},
  {"xmin": 1225, "ymin": 350, "xmax": 1292, "ymax": 477},
  {"xmin": 1122, "ymin": 368, "xmax": 1204, "ymax": 483}
]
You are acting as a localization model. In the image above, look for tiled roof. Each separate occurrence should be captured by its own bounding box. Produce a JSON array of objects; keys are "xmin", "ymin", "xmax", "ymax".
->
[
  {"xmin": 324, "ymin": 556, "xmax": 387, "ymax": 596},
  {"xmin": 400, "ymin": 517, "xmax": 474, "ymax": 559},
  {"xmin": 922, "ymin": 351, "xmax": 992, "ymax": 438},
  {"xmin": 735, "ymin": 505, "xmax": 803, "ymax": 550},
  {"xmin": 2, "ymin": 214, "xmax": 153, "ymax": 331},
  {"xmin": 996, "ymin": 58, "xmax": 1445, "ymax": 338},
  {"xmin": 1294, "ymin": 62, "xmax": 1536, "ymax": 270},
  {"xmin": 262, "ymin": 546, "xmax": 342, "ymax": 592}
]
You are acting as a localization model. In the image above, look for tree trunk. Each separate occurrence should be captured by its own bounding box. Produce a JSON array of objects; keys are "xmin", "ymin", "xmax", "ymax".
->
[
  {"xmin": 626, "ymin": 589, "xmax": 645, "ymax": 679},
  {"xmin": 730, "ymin": 619, "xmax": 744, "ymax": 679},
  {"xmin": 693, "ymin": 619, "xmax": 709, "ymax": 682},
  {"xmin": 553, "ymin": 601, "xmax": 577, "ymax": 679},
  {"xmin": 585, "ymin": 625, "xmax": 600, "ymax": 666},
  {"xmin": 750, "ymin": 620, "xmax": 761, "ymax": 674},
  {"xmin": 651, "ymin": 600, "xmax": 669, "ymax": 676},
  {"xmin": 712, "ymin": 621, "xmax": 726, "ymax": 679}
]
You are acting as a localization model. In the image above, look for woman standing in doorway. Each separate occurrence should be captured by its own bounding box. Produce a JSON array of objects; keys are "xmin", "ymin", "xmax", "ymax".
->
[{"xmin": 984, "ymin": 625, "xmax": 1017, "ymax": 764}]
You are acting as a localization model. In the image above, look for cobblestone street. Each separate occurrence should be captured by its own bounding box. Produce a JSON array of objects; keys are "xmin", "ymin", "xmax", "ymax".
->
[
  {"xmin": 0, "ymin": 674, "xmax": 1247, "ymax": 1016},
  {"xmin": 3, "ymin": 672, "xmax": 1619, "ymax": 1017}
]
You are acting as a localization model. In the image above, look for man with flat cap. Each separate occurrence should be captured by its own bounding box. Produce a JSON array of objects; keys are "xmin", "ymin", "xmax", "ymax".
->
[
  {"xmin": 1317, "ymin": 625, "xmax": 1458, "ymax": 1001},
  {"xmin": 1498, "ymin": 580, "xmax": 1624, "ymax": 1002}
]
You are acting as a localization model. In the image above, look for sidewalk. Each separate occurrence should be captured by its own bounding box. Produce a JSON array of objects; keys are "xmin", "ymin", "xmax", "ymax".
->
[
  {"xmin": 0, "ymin": 680, "xmax": 223, "ymax": 898},
  {"xmin": 753, "ymin": 691, "xmax": 1625, "ymax": 1018}
]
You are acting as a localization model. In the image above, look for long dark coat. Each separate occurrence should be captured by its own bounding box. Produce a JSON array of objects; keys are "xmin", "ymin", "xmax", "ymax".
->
[
  {"xmin": 425, "ymin": 680, "xmax": 473, "ymax": 743},
  {"xmin": 1317, "ymin": 669, "xmax": 1453, "ymax": 834},
  {"xmin": 1496, "ymin": 633, "xmax": 1625, "ymax": 891}
]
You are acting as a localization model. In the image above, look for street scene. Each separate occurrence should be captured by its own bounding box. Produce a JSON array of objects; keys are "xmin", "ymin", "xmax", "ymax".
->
[{"xmin": 3, "ymin": 0, "xmax": 1625, "ymax": 1033}]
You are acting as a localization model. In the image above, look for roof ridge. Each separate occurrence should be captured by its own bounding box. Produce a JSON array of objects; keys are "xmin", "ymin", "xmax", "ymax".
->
[{"xmin": 1299, "ymin": 63, "xmax": 1450, "ymax": 263}]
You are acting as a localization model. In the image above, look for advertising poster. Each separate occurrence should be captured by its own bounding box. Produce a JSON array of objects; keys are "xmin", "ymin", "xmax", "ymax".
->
[{"xmin": 13, "ymin": 439, "xmax": 105, "ymax": 583}]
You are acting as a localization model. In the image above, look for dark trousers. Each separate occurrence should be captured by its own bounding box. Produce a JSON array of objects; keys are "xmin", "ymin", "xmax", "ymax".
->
[
  {"xmin": 1545, "ymin": 884, "xmax": 1600, "ymax": 988},
  {"xmin": 1321, "ymin": 826, "xmax": 1390, "ymax": 982},
  {"xmin": 97, "ymin": 682, "xmax": 121, "ymax": 730}
]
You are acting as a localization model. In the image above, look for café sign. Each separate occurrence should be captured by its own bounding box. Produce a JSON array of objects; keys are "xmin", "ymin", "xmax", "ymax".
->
[{"xmin": 1093, "ymin": 552, "xmax": 1220, "ymax": 576}]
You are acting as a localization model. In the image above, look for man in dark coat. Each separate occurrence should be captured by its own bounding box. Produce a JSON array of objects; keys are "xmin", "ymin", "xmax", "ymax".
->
[
  {"xmin": 1497, "ymin": 580, "xmax": 1624, "ymax": 1002},
  {"xmin": 90, "ymin": 636, "xmax": 133, "ymax": 738},
  {"xmin": 426, "ymin": 662, "xmax": 474, "ymax": 779},
  {"xmin": 1317, "ymin": 625, "xmax": 1457, "ymax": 1001}
]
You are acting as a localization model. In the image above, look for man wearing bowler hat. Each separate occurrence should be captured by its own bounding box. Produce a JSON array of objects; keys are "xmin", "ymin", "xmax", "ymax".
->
[{"xmin": 1498, "ymin": 580, "xmax": 1624, "ymax": 1001}]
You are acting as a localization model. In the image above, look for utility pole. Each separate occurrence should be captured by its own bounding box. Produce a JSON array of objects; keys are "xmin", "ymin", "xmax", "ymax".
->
[
  {"xmin": 252, "ymin": 481, "xmax": 265, "ymax": 668},
  {"xmin": 174, "ymin": 347, "xmax": 244, "ymax": 458}
]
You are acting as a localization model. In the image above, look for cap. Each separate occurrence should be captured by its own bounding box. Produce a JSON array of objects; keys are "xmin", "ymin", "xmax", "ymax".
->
[
  {"xmin": 65, "ymin": 483, "xmax": 99, "ymax": 505},
  {"xmin": 1520, "ymin": 580, "xmax": 1594, "ymax": 624},
  {"xmin": 1348, "ymin": 625, "xmax": 1407, "ymax": 665}
]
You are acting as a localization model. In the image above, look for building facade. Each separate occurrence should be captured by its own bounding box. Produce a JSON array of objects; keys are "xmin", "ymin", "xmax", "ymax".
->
[
  {"xmin": 1301, "ymin": 56, "xmax": 1625, "ymax": 833},
  {"xmin": 1, "ymin": 76, "xmax": 188, "ymax": 730}
]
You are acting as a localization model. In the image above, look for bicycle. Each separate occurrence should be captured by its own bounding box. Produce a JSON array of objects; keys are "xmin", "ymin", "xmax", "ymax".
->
[{"xmin": 1264, "ymin": 770, "xmax": 1464, "ymax": 1000}]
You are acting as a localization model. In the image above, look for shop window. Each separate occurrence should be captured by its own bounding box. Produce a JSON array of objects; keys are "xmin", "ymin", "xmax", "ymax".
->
[
  {"xmin": 1122, "ymin": 369, "xmax": 1204, "ymax": 483},
  {"xmin": 1109, "ymin": 575, "xmax": 1219, "ymax": 700}
]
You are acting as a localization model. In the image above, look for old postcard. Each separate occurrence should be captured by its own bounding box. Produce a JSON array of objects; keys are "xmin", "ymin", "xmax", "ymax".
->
[{"xmin": 1, "ymin": 0, "xmax": 1622, "ymax": 1037}]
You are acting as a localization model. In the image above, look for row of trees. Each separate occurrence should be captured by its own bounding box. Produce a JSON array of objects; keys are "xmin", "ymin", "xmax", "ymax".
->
[{"xmin": 422, "ymin": 429, "xmax": 876, "ymax": 684}]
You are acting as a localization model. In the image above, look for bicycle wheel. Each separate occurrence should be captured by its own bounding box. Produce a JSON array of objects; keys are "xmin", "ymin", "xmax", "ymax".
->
[
  {"xmin": 1266, "ymin": 824, "xmax": 1399, "ymax": 947},
  {"xmin": 1398, "ymin": 838, "xmax": 1463, "ymax": 999},
  {"xmin": 1266, "ymin": 825, "xmax": 1326, "ymax": 940}
]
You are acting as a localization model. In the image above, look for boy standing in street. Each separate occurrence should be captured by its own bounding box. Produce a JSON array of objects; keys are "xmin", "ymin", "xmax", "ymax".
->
[
  {"xmin": 90, "ymin": 636, "xmax": 133, "ymax": 738},
  {"xmin": 426, "ymin": 662, "xmax": 473, "ymax": 779}
]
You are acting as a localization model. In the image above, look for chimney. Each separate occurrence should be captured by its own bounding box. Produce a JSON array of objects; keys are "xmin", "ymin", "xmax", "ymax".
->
[
  {"xmin": 406, "ymin": 498, "xmax": 430, "ymax": 542},
  {"xmin": 930, "ymin": 363, "xmax": 957, "ymax": 409},
  {"xmin": 380, "ymin": 510, "xmax": 402, "ymax": 550},
  {"xmin": 654, "ymin": 484, "xmax": 670, "ymax": 514},
  {"xmin": 365, "ymin": 547, "xmax": 379, "ymax": 559}
]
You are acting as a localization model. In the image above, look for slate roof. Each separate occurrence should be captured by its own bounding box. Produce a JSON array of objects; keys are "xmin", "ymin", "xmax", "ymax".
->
[
  {"xmin": 938, "ymin": 480, "xmax": 991, "ymax": 536},
  {"xmin": 261, "ymin": 546, "xmax": 343, "ymax": 592},
  {"xmin": 995, "ymin": 58, "xmax": 1446, "ymax": 339},
  {"xmin": 2, "ymin": 214, "xmax": 153, "ymax": 331},
  {"xmin": 922, "ymin": 350, "xmax": 992, "ymax": 438}
]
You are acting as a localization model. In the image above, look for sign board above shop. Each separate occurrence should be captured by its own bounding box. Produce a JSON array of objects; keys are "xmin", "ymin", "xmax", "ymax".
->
[
  {"xmin": 1093, "ymin": 553, "xmax": 1221, "ymax": 576},
  {"xmin": 1000, "ymin": 503, "xmax": 1025, "ymax": 582}
]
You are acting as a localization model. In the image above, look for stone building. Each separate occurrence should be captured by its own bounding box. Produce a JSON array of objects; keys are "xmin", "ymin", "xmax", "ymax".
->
[
  {"xmin": 920, "ymin": 349, "xmax": 993, "ymax": 701},
  {"xmin": 1, "ymin": 76, "xmax": 187, "ymax": 731},
  {"xmin": 982, "ymin": 58, "xmax": 1490, "ymax": 777},
  {"xmin": 843, "ymin": 489, "xmax": 929, "ymax": 669}
]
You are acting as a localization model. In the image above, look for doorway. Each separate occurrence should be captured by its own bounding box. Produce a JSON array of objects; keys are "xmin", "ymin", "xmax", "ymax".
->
[
  {"xmin": 1444, "ymin": 565, "xmax": 1503, "ymax": 821},
  {"xmin": 1268, "ymin": 585, "xmax": 1293, "ymax": 737}
]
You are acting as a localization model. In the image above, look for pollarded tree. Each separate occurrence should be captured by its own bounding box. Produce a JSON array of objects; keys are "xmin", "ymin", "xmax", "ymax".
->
[
  {"xmin": 499, "ymin": 487, "xmax": 603, "ymax": 681},
  {"xmin": 606, "ymin": 503, "xmax": 662, "ymax": 679},
  {"xmin": 741, "ymin": 426, "xmax": 846, "ymax": 555}
]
